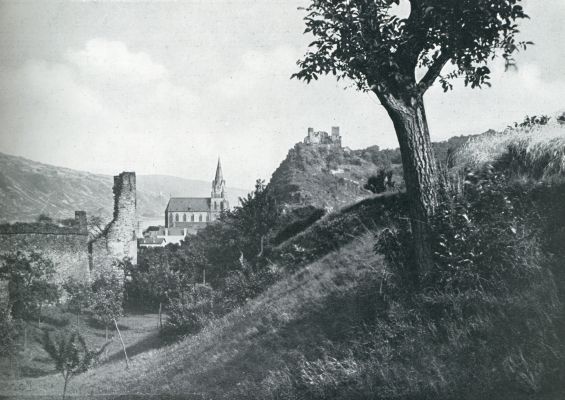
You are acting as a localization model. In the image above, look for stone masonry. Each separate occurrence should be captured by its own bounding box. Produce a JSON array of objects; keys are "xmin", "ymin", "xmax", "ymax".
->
[
  {"xmin": 0, "ymin": 211, "xmax": 90, "ymax": 285},
  {"xmin": 89, "ymin": 172, "xmax": 138, "ymax": 275}
]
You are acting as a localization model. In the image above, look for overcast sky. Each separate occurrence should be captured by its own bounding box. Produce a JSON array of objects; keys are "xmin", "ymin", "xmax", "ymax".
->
[{"xmin": 0, "ymin": 0, "xmax": 564, "ymax": 190}]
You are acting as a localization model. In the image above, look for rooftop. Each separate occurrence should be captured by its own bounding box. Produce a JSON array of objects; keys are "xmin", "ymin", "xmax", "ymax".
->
[{"xmin": 166, "ymin": 197, "xmax": 211, "ymax": 212}]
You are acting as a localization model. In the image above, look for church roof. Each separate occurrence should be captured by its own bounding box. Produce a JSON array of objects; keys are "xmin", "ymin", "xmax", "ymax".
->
[{"xmin": 166, "ymin": 197, "xmax": 211, "ymax": 212}]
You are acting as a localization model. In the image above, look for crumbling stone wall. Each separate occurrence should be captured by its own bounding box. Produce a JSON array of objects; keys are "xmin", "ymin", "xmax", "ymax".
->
[
  {"xmin": 89, "ymin": 172, "xmax": 137, "ymax": 275},
  {"xmin": 0, "ymin": 211, "xmax": 90, "ymax": 285}
]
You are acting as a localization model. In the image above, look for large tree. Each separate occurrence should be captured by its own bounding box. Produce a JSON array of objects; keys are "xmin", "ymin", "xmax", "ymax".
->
[{"xmin": 293, "ymin": 0, "xmax": 530, "ymax": 273}]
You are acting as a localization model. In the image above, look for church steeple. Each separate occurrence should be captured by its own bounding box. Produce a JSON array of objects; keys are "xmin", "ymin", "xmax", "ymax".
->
[
  {"xmin": 214, "ymin": 157, "xmax": 223, "ymax": 184},
  {"xmin": 211, "ymin": 157, "xmax": 226, "ymax": 199}
]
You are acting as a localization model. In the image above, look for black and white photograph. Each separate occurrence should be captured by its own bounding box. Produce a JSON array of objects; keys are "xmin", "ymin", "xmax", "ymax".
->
[{"xmin": 0, "ymin": 0, "xmax": 564, "ymax": 398}]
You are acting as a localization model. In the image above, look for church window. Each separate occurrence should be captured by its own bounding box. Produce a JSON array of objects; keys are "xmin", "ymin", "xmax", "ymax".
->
[
  {"xmin": 199, "ymin": 214, "xmax": 203, "ymax": 222},
  {"xmin": 183, "ymin": 214, "xmax": 187, "ymax": 222},
  {"xmin": 191, "ymin": 214, "xmax": 195, "ymax": 222},
  {"xmin": 220, "ymin": 202, "xmax": 224, "ymax": 211},
  {"xmin": 175, "ymin": 214, "xmax": 179, "ymax": 222}
]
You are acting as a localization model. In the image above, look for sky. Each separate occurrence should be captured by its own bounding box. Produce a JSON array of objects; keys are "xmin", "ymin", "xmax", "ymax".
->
[{"xmin": 0, "ymin": 0, "xmax": 564, "ymax": 191}]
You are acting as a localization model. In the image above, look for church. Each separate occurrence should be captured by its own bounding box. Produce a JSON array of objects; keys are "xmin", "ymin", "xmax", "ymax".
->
[{"xmin": 164, "ymin": 158, "xmax": 229, "ymax": 235}]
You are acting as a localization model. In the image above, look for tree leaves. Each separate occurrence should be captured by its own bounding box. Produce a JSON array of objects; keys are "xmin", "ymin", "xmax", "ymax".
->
[
  {"xmin": 0, "ymin": 251, "xmax": 59, "ymax": 322},
  {"xmin": 294, "ymin": 0, "xmax": 530, "ymax": 96}
]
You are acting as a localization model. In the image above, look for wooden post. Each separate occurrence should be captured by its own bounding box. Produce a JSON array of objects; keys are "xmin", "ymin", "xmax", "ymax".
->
[{"xmin": 113, "ymin": 319, "xmax": 130, "ymax": 369}]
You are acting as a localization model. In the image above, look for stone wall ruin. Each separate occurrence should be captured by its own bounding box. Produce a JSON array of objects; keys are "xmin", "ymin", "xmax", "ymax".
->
[{"xmin": 89, "ymin": 172, "xmax": 138, "ymax": 275}]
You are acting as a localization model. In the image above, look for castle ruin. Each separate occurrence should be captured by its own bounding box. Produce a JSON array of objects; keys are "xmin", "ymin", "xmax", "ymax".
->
[
  {"xmin": 304, "ymin": 126, "xmax": 342, "ymax": 147},
  {"xmin": 0, "ymin": 171, "xmax": 137, "ymax": 289},
  {"xmin": 0, "ymin": 211, "xmax": 90, "ymax": 285}
]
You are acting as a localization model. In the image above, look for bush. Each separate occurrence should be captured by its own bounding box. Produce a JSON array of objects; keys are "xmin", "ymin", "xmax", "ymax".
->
[
  {"xmin": 373, "ymin": 167, "xmax": 562, "ymax": 396},
  {"xmin": 221, "ymin": 259, "xmax": 282, "ymax": 312},
  {"xmin": 165, "ymin": 284, "xmax": 216, "ymax": 335}
]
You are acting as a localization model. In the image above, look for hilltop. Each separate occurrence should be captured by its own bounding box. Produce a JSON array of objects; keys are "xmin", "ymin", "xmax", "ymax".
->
[
  {"xmin": 267, "ymin": 141, "xmax": 402, "ymax": 211},
  {"xmin": 265, "ymin": 131, "xmax": 481, "ymax": 212},
  {"xmin": 0, "ymin": 152, "xmax": 248, "ymax": 223}
]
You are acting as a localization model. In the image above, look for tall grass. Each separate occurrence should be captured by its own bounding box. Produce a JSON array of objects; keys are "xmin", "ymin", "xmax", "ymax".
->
[{"xmin": 454, "ymin": 121, "xmax": 565, "ymax": 181}]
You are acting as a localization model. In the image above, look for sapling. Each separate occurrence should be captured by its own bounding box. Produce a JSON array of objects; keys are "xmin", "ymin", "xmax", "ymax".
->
[{"xmin": 42, "ymin": 329, "xmax": 109, "ymax": 399}]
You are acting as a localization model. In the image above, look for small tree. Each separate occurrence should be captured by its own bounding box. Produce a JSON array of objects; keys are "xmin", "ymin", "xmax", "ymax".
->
[
  {"xmin": 63, "ymin": 278, "xmax": 93, "ymax": 325},
  {"xmin": 0, "ymin": 308, "xmax": 18, "ymax": 376},
  {"xmin": 236, "ymin": 179, "xmax": 282, "ymax": 257},
  {"xmin": 87, "ymin": 215, "xmax": 107, "ymax": 240},
  {"xmin": 0, "ymin": 251, "xmax": 59, "ymax": 349},
  {"xmin": 91, "ymin": 271, "xmax": 122, "ymax": 339},
  {"xmin": 42, "ymin": 329, "xmax": 108, "ymax": 400},
  {"xmin": 90, "ymin": 266, "xmax": 129, "ymax": 369}
]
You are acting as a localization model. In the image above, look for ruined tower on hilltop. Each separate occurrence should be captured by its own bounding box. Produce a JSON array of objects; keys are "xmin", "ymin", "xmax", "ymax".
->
[
  {"xmin": 90, "ymin": 172, "xmax": 137, "ymax": 273},
  {"xmin": 304, "ymin": 126, "xmax": 342, "ymax": 147}
]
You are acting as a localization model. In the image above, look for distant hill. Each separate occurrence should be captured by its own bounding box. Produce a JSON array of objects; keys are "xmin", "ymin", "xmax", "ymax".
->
[{"xmin": 0, "ymin": 152, "xmax": 249, "ymax": 223}]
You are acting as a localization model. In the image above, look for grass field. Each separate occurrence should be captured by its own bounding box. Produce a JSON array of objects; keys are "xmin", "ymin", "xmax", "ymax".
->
[{"xmin": 0, "ymin": 307, "xmax": 164, "ymax": 395}]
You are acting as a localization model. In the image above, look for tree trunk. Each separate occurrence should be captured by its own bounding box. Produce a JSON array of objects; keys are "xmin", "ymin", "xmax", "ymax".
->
[
  {"xmin": 378, "ymin": 92, "xmax": 437, "ymax": 275},
  {"xmin": 105, "ymin": 325, "xmax": 108, "ymax": 341},
  {"xmin": 158, "ymin": 302, "xmax": 163, "ymax": 330},
  {"xmin": 114, "ymin": 318, "xmax": 130, "ymax": 370},
  {"xmin": 62, "ymin": 373, "xmax": 69, "ymax": 400}
]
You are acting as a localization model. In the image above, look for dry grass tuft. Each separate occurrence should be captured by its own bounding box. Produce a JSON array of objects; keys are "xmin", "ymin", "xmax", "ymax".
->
[{"xmin": 454, "ymin": 121, "xmax": 565, "ymax": 181}]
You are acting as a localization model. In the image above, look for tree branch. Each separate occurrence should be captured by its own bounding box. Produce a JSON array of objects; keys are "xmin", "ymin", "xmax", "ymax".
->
[{"xmin": 417, "ymin": 52, "xmax": 451, "ymax": 94}]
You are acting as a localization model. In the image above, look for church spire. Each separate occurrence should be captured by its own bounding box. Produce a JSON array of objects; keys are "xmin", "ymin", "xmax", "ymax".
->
[
  {"xmin": 212, "ymin": 156, "xmax": 226, "ymax": 199},
  {"xmin": 214, "ymin": 157, "xmax": 223, "ymax": 184}
]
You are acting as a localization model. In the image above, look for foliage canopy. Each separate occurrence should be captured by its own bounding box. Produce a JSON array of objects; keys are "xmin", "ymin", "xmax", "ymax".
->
[{"xmin": 293, "ymin": 0, "xmax": 531, "ymax": 95}]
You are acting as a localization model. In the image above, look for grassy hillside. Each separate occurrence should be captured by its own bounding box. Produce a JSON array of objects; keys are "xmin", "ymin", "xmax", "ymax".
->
[
  {"xmin": 267, "ymin": 142, "xmax": 401, "ymax": 211},
  {"xmin": 0, "ymin": 152, "xmax": 248, "ymax": 222}
]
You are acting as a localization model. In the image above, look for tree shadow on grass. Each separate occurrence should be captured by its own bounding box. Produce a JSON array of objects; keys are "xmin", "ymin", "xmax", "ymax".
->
[
  {"xmin": 85, "ymin": 316, "xmax": 130, "ymax": 331},
  {"xmin": 102, "ymin": 330, "xmax": 167, "ymax": 365}
]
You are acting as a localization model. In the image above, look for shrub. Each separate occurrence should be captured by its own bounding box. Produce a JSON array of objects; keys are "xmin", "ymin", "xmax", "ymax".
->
[
  {"xmin": 365, "ymin": 170, "xmax": 395, "ymax": 194},
  {"xmin": 165, "ymin": 284, "xmax": 216, "ymax": 335},
  {"xmin": 373, "ymin": 167, "xmax": 562, "ymax": 396},
  {"xmin": 221, "ymin": 259, "xmax": 282, "ymax": 312}
]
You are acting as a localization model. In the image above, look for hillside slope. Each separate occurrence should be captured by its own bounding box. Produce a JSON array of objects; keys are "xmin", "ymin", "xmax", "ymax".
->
[
  {"xmin": 267, "ymin": 142, "xmax": 402, "ymax": 211},
  {"xmin": 0, "ymin": 234, "xmax": 386, "ymax": 399},
  {"xmin": 0, "ymin": 152, "xmax": 248, "ymax": 222}
]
